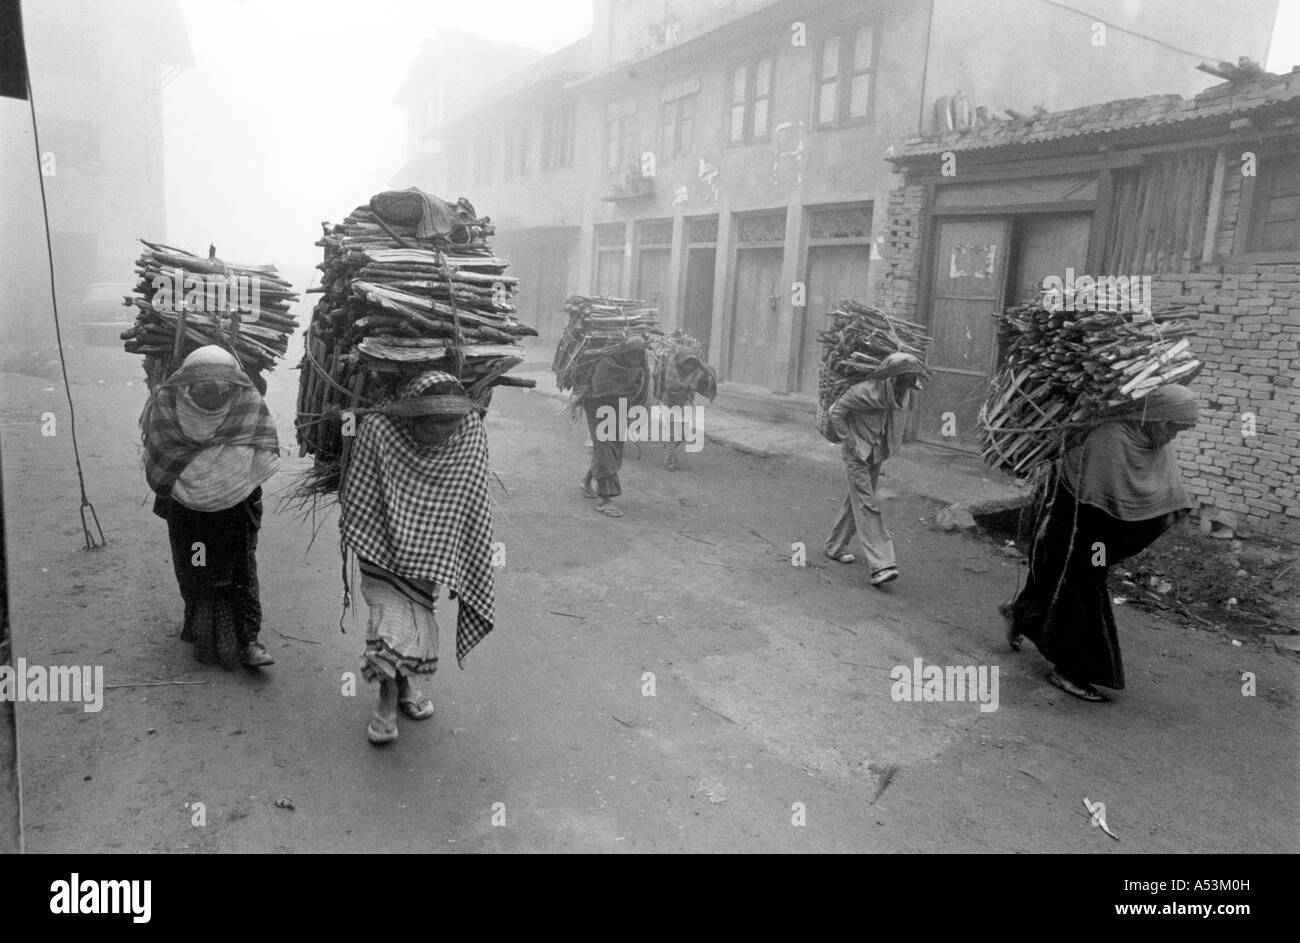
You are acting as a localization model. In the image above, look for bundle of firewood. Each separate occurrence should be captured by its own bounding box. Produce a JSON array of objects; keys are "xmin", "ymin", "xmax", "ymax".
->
[
  {"xmin": 120, "ymin": 240, "xmax": 299, "ymax": 390},
  {"xmin": 979, "ymin": 305, "xmax": 1202, "ymax": 476},
  {"xmin": 814, "ymin": 300, "xmax": 932, "ymax": 438},
  {"xmin": 551, "ymin": 295, "xmax": 663, "ymax": 394},
  {"xmin": 292, "ymin": 189, "xmax": 537, "ymax": 496}
]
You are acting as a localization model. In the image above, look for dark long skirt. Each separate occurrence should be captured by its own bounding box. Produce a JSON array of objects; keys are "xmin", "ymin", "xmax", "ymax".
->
[
  {"xmin": 584, "ymin": 398, "xmax": 624, "ymax": 498},
  {"xmin": 1011, "ymin": 483, "xmax": 1172, "ymax": 690},
  {"xmin": 158, "ymin": 488, "xmax": 264, "ymax": 669}
]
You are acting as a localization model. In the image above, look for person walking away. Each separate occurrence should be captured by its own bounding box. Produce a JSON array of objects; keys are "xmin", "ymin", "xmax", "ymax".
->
[
  {"xmin": 578, "ymin": 338, "xmax": 649, "ymax": 518},
  {"xmin": 339, "ymin": 371, "xmax": 495, "ymax": 744},
  {"xmin": 143, "ymin": 345, "xmax": 280, "ymax": 669},
  {"xmin": 1003, "ymin": 385, "xmax": 1199, "ymax": 701},
  {"xmin": 658, "ymin": 338, "xmax": 717, "ymax": 471},
  {"xmin": 824, "ymin": 352, "xmax": 927, "ymax": 586}
]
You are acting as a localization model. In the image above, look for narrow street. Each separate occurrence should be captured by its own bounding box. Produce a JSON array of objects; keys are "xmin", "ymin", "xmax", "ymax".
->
[{"xmin": 4, "ymin": 350, "xmax": 1296, "ymax": 853}]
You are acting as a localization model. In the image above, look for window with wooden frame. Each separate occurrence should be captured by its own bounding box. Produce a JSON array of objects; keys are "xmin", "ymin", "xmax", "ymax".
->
[
  {"xmin": 606, "ymin": 98, "xmax": 637, "ymax": 171},
  {"xmin": 815, "ymin": 22, "xmax": 874, "ymax": 128},
  {"xmin": 541, "ymin": 102, "xmax": 576, "ymax": 171},
  {"xmin": 727, "ymin": 53, "xmax": 773, "ymax": 145},
  {"xmin": 660, "ymin": 76, "xmax": 700, "ymax": 160},
  {"xmin": 1243, "ymin": 150, "xmax": 1300, "ymax": 256}
]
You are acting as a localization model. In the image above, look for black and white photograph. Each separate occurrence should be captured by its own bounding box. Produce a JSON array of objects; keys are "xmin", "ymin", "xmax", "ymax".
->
[{"xmin": 1, "ymin": 0, "xmax": 1296, "ymax": 882}]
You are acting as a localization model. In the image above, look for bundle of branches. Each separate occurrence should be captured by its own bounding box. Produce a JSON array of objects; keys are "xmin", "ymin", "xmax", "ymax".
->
[
  {"xmin": 551, "ymin": 295, "xmax": 663, "ymax": 397},
  {"xmin": 814, "ymin": 300, "xmax": 932, "ymax": 434},
  {"xmin": 979, "ymin": 304, "xmax": 1202, "ymax": 477},
  {"xmin": 291, "ymin": 189, "xmax": 537, "ymax": 499},
  {"xmin": 120, "ymin": 240, "xmax": 299, "ymax": 390}
]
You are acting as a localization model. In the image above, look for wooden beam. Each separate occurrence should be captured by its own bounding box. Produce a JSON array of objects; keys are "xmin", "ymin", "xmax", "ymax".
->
[{"xmin": 1201, "ymin": 147, "xmax": 1227, "ymax": 265}]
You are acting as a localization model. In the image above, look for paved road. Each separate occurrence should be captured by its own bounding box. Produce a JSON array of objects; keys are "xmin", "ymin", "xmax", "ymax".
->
[{"xmin": 4, "ymin": 350, "xmax": 1297, "ymax": 852}]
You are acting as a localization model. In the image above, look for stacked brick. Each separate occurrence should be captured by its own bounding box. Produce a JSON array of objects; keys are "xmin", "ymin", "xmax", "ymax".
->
[{"xmin": 1154, "ymin": 269, "xmax": 1300, "ymax": 538}]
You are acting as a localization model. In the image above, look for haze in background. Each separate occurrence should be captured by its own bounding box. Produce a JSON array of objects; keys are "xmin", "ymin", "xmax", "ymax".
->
[{"xmin": 164, "ymin": 0, "xmax": 591, "ymax": 273}]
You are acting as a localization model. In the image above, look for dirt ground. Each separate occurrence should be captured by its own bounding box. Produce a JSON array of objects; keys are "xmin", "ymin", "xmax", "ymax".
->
[{"xmin": 2, "ymin": 346, "xmax": 1297, "ymax": 852}]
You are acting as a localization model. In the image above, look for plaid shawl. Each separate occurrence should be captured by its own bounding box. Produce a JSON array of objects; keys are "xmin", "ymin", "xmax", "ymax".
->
[
  {"xmin": 143, "ymin": 362, "xmax": 280, "ymax": 498},
  {"xmin": 339, "ymin": 410, "xmax": 494, "ymax": 667}
]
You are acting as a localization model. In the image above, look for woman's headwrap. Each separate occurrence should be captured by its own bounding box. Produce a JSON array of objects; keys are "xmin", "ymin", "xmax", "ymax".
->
[
  {"xmin": 869, "ymin": 352, "xmax": 930, "ymax": 382},
  {"xmin": 375, "ymin": 370, "xmax": 475, "ymax": 419},
  {"xmin": 142, "ymin": 345, "xmax": 279, "ymax": 502}
]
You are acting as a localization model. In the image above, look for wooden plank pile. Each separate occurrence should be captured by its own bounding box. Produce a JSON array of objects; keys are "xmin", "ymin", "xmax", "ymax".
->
[
  {"xmin": 979, "ymin": 304, "xmax": 1202, "ymax": 476},
  {"xmin": 120, "ymin": 240, "xmax": 299, "ymax": 390},
  {"xmin": 551, "ymin": 295, "xmax": 663, "ymax": 396},
  {"xmin": 293, "ymin": 190, "xmax": 537, "ymax": 496}
]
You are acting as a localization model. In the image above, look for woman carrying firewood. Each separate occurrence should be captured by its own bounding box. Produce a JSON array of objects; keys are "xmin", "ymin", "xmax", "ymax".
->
[
  {"xmin": 578, "ymin": 337, "xmax": 651, "ymax": 518},
  {"xmin": 655, "ymin": 331, "xmax": 717, "ymax": 472},
  {"xmin": 824, "ymin": 352, "xmax": 927, "ymax": 586},
  {"xmin": 1003, "ymin": 385, "xmax": 1200, "ymax": 702},
  {"xmin": 339, "ymin": 371, "xmax": 495, "ymax": 745},
  {"xmin": 143, "ymin": 345, "xmax": 281, "ymax": 669}
]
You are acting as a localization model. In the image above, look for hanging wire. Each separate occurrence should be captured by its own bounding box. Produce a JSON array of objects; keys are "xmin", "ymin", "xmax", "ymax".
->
[{"xmin": 24, "ymin": 70, "xmax": 104, "ymax": 549}]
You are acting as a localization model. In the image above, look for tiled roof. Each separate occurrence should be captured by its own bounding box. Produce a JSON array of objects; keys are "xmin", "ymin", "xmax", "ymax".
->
[{"xmin": 896, "ymin": 66, "xmax": 1300, "ymax": 162}]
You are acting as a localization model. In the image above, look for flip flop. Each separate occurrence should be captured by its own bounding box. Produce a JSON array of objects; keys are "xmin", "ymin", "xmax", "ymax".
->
[
  {"xmin": 870, "ymin": 567, "xmax": 899, "ymax": 586},
  {"xmin": 367, "ymin": 713, "xmax": 398, "ymax": 744},
  {"xmin": 398, "ymin": 693, "xmax": 435, "ymax": 720},
  {"xmin": 595, "ymin": 503, "xmax": 623, "ymax": 518},
  {"xmin": 1047, "ymin": 670, "xmax": 1106, "ymax": 702},
  {"xmin": 999, "ymin": 601, "xmax": 1022, "ymax": 651},
  {"xmin": 825, "ymin": 550, "xmax": 856, "ymax": 564},
  {"xmin": 579, "ymin": 480, "xmax": 597, "ymax": 498}
]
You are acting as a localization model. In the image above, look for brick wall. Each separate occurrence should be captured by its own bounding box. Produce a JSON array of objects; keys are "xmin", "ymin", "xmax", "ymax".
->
[
  {"xmin": 873, "ymin": 184, "xmax": 925, "ymax": 318},
  {"xmin": 1157, "ymin": 267, "xmax": 1300, "ymax": 540}
]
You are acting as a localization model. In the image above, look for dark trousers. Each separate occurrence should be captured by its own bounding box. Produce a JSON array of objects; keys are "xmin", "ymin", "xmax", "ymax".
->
[
  {"xmin": 584, "ymin": 399, "xmax": 624, "ymax": 498},
  {"xmin": 1011, "ymin": 484, "xmax": 1171, "ymax": 689},
  {"xmin": 162, "ymin": 488, "xmax": 264, "ymax": 669}
]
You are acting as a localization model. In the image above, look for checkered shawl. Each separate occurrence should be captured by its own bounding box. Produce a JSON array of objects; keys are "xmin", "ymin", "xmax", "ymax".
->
[
  {"xmin": 339, "ymin": 411, "xmax": 494, "ymax": 667},
  {"xmin": 143, "ymin": 364, "xmax": 279, "ymax": 497}
]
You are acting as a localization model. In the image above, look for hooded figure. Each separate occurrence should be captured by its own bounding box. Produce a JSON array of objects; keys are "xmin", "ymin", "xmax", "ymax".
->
[
  {"xmin": 824, "ymin": 352, "xmax": 928, "ymax": 586},
  {"xmin": 1005, "ymin": 384, "xmax": 1200, "ymax": 702},
  {"xmin": 143, "ymin": 345, "xmax": 280, "ymax": 669},
  {"xmin": 339, "ymin": 371, "xmax": 494, "ymax": 744},
  {"xmin": 578, "ymin": 338, "xmax": 650, "ymax": 518}
]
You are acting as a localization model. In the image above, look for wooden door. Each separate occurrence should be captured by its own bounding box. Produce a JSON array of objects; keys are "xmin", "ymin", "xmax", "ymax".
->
[
  {"xmin": 802, "ymin": 244, "xmax": 870, "ymax": 393},
  {"xmin": 595, "ymin": 250, "xmax": 623, "ymax": 298},
  {"xmin": 683, "ymin": 247, "xmax": 716, "ymax": 357},
  {"xmin": 1010, "ymin": 213, "xmax": 1091, "ymax": 308},
  {"xmin": 727, "ymin": 247, "xmax": 783, "ymax": 388},
  {"xmin": 918, "ymin": 217, "xmax": 1010, "ymax": 450},
  {"xmin": 636, "ymin": 248, "xmax": 672, "ymax": 317}
]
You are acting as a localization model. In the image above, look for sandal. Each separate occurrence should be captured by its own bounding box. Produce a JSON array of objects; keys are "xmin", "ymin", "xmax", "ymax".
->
[
  {"xmin": 999, "ymin": 601, "xmax": 1022, "ymax": 651},
  {"xmin": 579, "ymin": 480, "xmax": 597, "ymax": 498},
  {"xmin": 366, "ymin": 713, "xmax": 398, "ymax": 744},
  {"xmin": 870, "ymin": 566, "xmax": 899, "ymax": 586},
  {"xmin": 1047, "ymin": 670, "xmax": 1106, "ymax": 702},
  {"xmin": 595, "ymin": 503, "xmax": 623, "ymax": 518},
  {"xmin": 398, "ymin": 692, "xmax": 435, "ymax": 721},
  {"xmin": 825, "ymin": 550, "xmax": 856, "ymax": 564}
]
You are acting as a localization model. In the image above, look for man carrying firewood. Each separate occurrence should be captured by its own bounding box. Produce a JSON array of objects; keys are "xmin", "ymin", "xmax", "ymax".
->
[{"xmin": 824, "ymin": 352, "xmax": 928, "ymax": 587}]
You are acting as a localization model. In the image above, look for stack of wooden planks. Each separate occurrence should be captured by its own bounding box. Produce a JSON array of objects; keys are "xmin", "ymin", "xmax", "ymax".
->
[
  {"xmin": 979, "ymin": 304, "xmax": 1202, "ymax": 476},
  {"xmin": 551, "ymin": 295, "xmax": 663, "ymax": 395},
  {"xmin": 293, "ymin": 190, "xmax": 537, "ymax": 496},
  {"xmin": 120, "ymin": 240, "xmax": 299, "ymax": 390}
]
